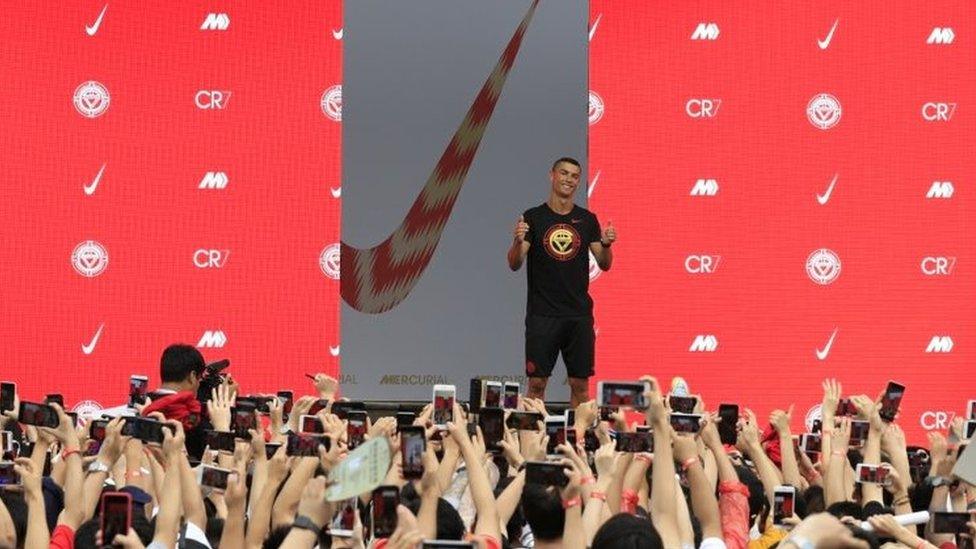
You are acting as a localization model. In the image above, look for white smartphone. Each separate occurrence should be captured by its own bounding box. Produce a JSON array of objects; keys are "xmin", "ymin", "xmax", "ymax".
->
[
  {"xmin": 544, "ymin": 416, "xmax": 566, "ymax": 458},
  {"xmin": 484, "ymin": 381, "xmax": 502, "ymax": 408},
  {"xmin": 197, "ymin": 464, "xmax": 232, "ymax": 492},
  {"xmin": 773, "ymin": 486, "xmax": 796, "ymax": 525},
  {"xmin": 503, "ymin": 382, "xmax": 520, "ymax": 409},
  {"xmin": 432, "ymin": 385, "xmax": 456, "ymax": 428},
  {"xmin": 329, "ymin": 497, "xmax": 358, "ymax": 538},
  {"xmin": 596, "ymin": 380, "xmax": 649, "ymax": 409},
  {"xmin": 128, "ymin": 375, "xmax": 149, "ymax": 408},
  {"xmin": 799, "ymin": 433, "xmax": 822, "ymax": 453},
  {"xmin": 855, "ymin": 463, "xmax": 890, "ymax": 485}
]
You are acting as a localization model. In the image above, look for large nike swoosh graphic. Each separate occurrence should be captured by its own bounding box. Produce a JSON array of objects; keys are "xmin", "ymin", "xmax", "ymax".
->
[{"xmin": 341, "ymin": 0, "xmax": 540, "ymax": 314}]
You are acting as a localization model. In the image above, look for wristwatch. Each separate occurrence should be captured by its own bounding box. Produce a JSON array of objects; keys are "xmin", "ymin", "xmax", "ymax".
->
[
  {"xmin": 929, "ymin": 476, "xmax": 951, "ymax": 488},
  {"xmin": 88, "ymin": 460, "xmax": 110, "ymax": 473},
  {"xmin": 292, "ymin": 515, "xmax": 322, "ymax": 535}
]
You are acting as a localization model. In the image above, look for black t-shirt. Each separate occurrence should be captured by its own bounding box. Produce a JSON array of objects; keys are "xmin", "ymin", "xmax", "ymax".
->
[{"xmin": 523, "ymin": 203, "xmax": 601, "ymax": 317}]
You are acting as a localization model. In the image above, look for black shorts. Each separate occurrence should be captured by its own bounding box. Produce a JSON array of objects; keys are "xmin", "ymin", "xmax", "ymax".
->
[{"xmin": 524, "ymin": 315, "xmax": 594, "ymax": 379}]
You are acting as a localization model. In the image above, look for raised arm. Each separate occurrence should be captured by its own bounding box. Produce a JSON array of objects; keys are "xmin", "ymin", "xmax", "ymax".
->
[
  {"xmin": 643, "ymin": 375, "xmax": 681, "ymax": 547},
  {"xmin": 507, "ymin": 215, "xmax": 531, "ymax": 270}
]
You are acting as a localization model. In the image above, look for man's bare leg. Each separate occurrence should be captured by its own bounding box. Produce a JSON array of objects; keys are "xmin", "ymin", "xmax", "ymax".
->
[
  {"xmin": 568, "ymin": 377, "xmax": 589, "ymax": 409},
  {"xmin": 527, "ymin": 376, "xmax": 548, "ymax": 402}
]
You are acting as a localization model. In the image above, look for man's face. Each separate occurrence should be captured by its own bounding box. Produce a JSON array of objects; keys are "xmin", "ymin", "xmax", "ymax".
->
[{"xmin": 549, "ymin": 162, "xmax": 582, "ymax": 199}]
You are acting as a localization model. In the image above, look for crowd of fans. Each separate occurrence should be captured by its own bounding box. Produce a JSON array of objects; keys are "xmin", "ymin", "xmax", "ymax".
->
[{"xmin": 0, "ymin": 344, "xmax": 974, "ymax": 549}]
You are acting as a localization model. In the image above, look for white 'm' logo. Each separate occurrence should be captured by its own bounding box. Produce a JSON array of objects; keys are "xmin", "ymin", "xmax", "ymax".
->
[
  {"xmin": 685, "ymin": 255, "xmax": 720, "ymax": 273},
  {"xmin": 194, "ymin": 249, "xmax": 230, "ymax": 268},
  {"xmin": 806, "ymin": 248, "xmax": 841, "ymax": 285},
  {"xmin": 925, "ymin": 181, "xmax": 954, "ymax": 199},
  {"xmin": 198, "ymin": 172, "xmax": 229, "ymax": 190},
  {"xmin": 321, "ymin": 85, "xmax": 342, "ymax": 121},
  {"xmin": 686, "ymin": 99, "xmax": 721, "ymax": 118},
  {"xmin": 690, "ymin": 22, "xmax": 720, "ymax": 40},
  {"xmin": 320, "ymin": 243, "xmax": 340, "ymax": 280},
  {"xmin": 690, "ymin": 179, "xmax": 719, "ymax": 196},
  {"xmin": 807, "ymin": 93, "xmax": 842, "ymax": 129},
  {"xmin": 921, "ymin": 256, "xmax": 956, "ymax": 276},
  {"xmin": 72, "ymin": 240, "xmax": 109, "ymax": 277},
  {"xmin": 200, "ymin": 13, "xmax": 230, "ymax": 31},
  {"xmin": 197, "ymin": 330, "xmax": 227, "ymax": 348},
  {"xmin": 588, "ymin": 91, "xmax": 604, "ymax": 125},
  {"xmin": 925, "ymin": 336, "xmax": 953, "ymax": 353},
  {"xmin": 926, "ymin": 27, "xmax": 954, "ymax": 45},
  {"xmin": 689, "ymin": 335, "xmax": 718, "ymax": 352},
  {"xmin": 73, "ymin": 81, "xmax": 111, "ymax": 118}
]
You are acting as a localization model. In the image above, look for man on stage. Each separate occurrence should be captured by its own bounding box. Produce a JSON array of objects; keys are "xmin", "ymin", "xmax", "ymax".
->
[{"xmin": 507, "ymin": 157, "xmax": 616, "ymax": 407}]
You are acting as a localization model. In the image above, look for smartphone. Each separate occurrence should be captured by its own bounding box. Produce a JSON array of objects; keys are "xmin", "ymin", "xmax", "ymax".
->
[
  {"xmin": 599, "ymin": 406, "xmax": 617, "ymax": 422},
  {"xmin": 506, "ymin": 411, "xmax": 543, "ymax": 431},
  {"xmin": 968, "ymin": 400, "xmax": 976, "ymax": 421},
  {"xmin": 545, "ymin": 417, "xmax": 566, "ymax": 457},
  {"xmin": 964, "ymin": 419, "xmax": 976, "ymax": 439},
  {"xmin": 565, "ymin": 409, "xmax": 576, "ymax": 428},
  {"xmin": 669, "ymin": 395, "xmax": 697, "ymax": 414},
  {"xmin": 0, "ymin": 382, "xmax": 15, "ymax": 412},
  {"xmin": 206, "ymin": 430, "xmax": 236, "ymax": 453},
  {"xmin": 371, "ymin": 485, "xmax": 400, "ymax": 538},
  {"xmin": 122, "ymin": 417, "xmax": 169, "ymax": 445},
  {"xmin": 478, "ymin": 407, "xmax": 504, "ymax": 452},
  {"xmin": 469, "ymin": 379, "xmax": 486, "ymax": 414},
  {"xmin": 287, "ymin": 432, "xmax": 328, "ymax": 456},
  {"xmin": 855, "ymin": 463, "xmax": 889, "ymax": 485},
  {"xmin": 584, "ymin": 428, "xmax": 600, "ymax": 452},
  {"xmin": 259, "ymin": 442, "xmax": 280, "ymax": 459},
  {"xmin": 45, "ymin": 394, "xmax": 64, "ymax": 408},
  {"xmin": 400, "ymin": 426, "xmax": 426, "ymax": 480},
  {"xmin": 100, "ymin": 492, "xmax": 132, "ymax": 544},
  {"xmin": 277, "ymin": 390, "xmax": 294, "ymax": 415},
  {"xmin": 850, "ymin": 420, "xmax": 870, "ymax": 446},
  {"xmin": 503, "ymin": 382, "xmax": 520, "ymax": 409},
  {"xmin": 836, "ymin": 398, "xmax": 856, "ymax": 417},
  {"xmin": 128, "ymin": 375, "xmax": 149, "ymax": 407},
  {"xmin": 198, "ymin": 464, "xmax": 232, "ymax": 491},
  {"xmin": 0, "ymin": 461, "xmax": 20, "ymax": 486},
  {"xmin": 616, "ymin": 431, "xmax": 654, "ymax": 453},
  {"xmin": 670, "ymin": 413, "xmax": 703, "ymax": 434},
  {"xmin": 230, "ymin": 406, "xmax": 257, "ymax": 439},
  {"xmin": 525, "ymin": 460, "xmax": 569, "ymax": 487},
  {"xmin": 86, "ymin": 419, "xmax": 109, "ymax": 457},
  {"xmin": 800, "ymin": 433, "xmax": 822, "ymax": 453},
  {"xmin": 300, "ymin": 415, "xmax": 324, "ymax": 434},
  {"xmin": 597, "ymin": 381, "xmax": 649, "ymax": 409},
  {"xmin": 564, "ymin": 425, "xmax": 578, "ymax": 448},
  {"xmin": 396, "ymin": 411, "xmax": 416, "ymax": 432},
  {"xmin": 432, "ymin": 385, "xmax": 456, "ymax": 428},
  {"xmin": 718, "ymin": 404, "xmax": 739, "ymax": 445},
  {"xmin": 878, "ymin": 381, "xmax": 905, "ymax": 423},
  {"xmin": 18, "ymin": 401, "xmax": 59, "ymax": 428},
  {"xmin": 330, "ymin": 497, "xmax": 359, "ymax": 537},
  {"xmin": 812, "ymin": 419, "xmax": 823, "ymax": 434},
  {"xmin": 484, "ymin": 381, "xmax": 502, "ymax": 409},
  {"xmin": 332, "ymin": 401, "xmax": 366, "ymax": 421},
  {"xmin": 932, "ymin": 511, "xmax": 971, "ymax": 534},
  {"xmin": 347, "ymin": 410, "xmax": 367, "ymax": 450},
  {"xmin": 308, "ymin": 399, "xmax": 330, "ymax": 415},
  {"xmin": 773, "ymin": 486, "xmax": 796, "ymax": 525}
]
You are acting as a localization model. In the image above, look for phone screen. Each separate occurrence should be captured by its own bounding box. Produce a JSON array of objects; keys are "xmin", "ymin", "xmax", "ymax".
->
[
  {"xmin": 287, "ymin": 432, "xmax": 328, "ymax": 456},
  {"xmin": 932, "ymin": 512, "xmax": 971, "ymax": 534},
  {"xmin": 18, "ymin": 402, "xmax": 59, "ymax": 428},
  {"xmin": 0, "ymin": 383, "xmax": 14, "ymax": 412},
  {"xmin": 400, "ymin": 426, "xmax": 426, "ymax": 480},
  {"xmin": 432, "ymin": 386, "xmax": 455, "ymax": 426},
  {"xmin": 331, "ymin": 498, "xmax": 359, "ymax": 536},
  {"xmin": 0, "ymin": 462, "xmax": 19, "ymax": 486},
  {"xmin": 484, "ymin": 383, "xmax": 502, "ymax": 408},
  {"xmin": 669, "ymin": 395, "xmax": 696, "ymax": 413},
  {"xmin": 231, "ymin": 406, "xmax": 256, "ymax": 439},
  {"xmin": 669, "ymin": 413, "xmax": 703, "ymax": 434},
  {"xmin": 525, "ymin": 461, "xmax": 569, "ymax": 487},
  {"xmin": 301, "ymin": 415, "xmax": 324, "ymax": 434},
  {"xmin": 277, "ymin": 391, "xmax": 294, "ymax": 415},
  {"xmin": 850, "ymin": 420, "xmax": 869, "ymax": 445},
  {"xmin": 879, "ymin": 381, "xmax": 905, "ymax": 422},
  {"xmin": 45, "ymin": 394, "xmax": 64, "ymax": 408},
  {"xmin": 599, "ymin": 382, "xmax": 648, "ymax": 409},
  {"xmin": 86, "ymin": 420, "xmax": 109, "ymax": 456},
  {"xmin": 800, "ymin": 433, "xmax": 822, "ymax": 453},
  {"xmin": 478, "ymin": 408, "xmax": 504, "ymax": 451},
  {"xmin": 773, "ymin": 489, "xmax": 795, "ymax": 525},
  {"xmin": 200, "ymin": 465, "xmax": 231, "ymax": 490},
  {"xmin": 615, "ymin": 431, "xmax": 653, "ymax": 453},
  {"xmin": 129, "ymin": 376, "xmax": 148, "ymax": 407},
  {"xmin": 206, "ymin": 430, "xmax": 236, "ymax": 453},
  {"xmin": 545, "ymin": 418, "xmax": 565, "ymax": 455},
  {"xmin": 857, "ymin": 464, "xmax": 888, "ymax": 484},
  {"xmin": 371, "ymin": 486, "xmax": 400, "ymax": 538},
  {"xmin": 503, "ymin": 383, "xmax": 519, "ymax": 409},
  {"xmin": 506, "ymin": 411, "xmax": 542, "ymax": 431},
  {"xmin": 101, "ymin": 493, "xmax": 132, "ymax": 543},
  {"xmin": 718, "ymin": 404, "xmax": 738, "ymax": 445},
  {"xmin": 396, "ymin": 411, "xmax": 416, "ymax": 432},
  {"xmin": 347, "ymin": 411, "xmax": 367, "ymax": 449}
]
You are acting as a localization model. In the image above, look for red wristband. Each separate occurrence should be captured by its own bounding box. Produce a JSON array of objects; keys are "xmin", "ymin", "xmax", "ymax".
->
[
  {"xmin": 589, "ymin": 491, "xmax": 607, "ymax": 501},
  {"xmin": 635, "ymin": 453, "xmax": 653, "ymax": 464},
  {"xmin": 580, "ymin": 476, "xmax": 596, "ymax": 485},
  {"xmin": 916, "ymin": 540, "xmax": 926, "ymax": 549},
  {"xmin": 61, "ymin": 448, "xmax": 80, "ymax": 460},
  {"xmin": 562, "ymin": 496, "xmax": 582, "ymax": 509},
  {"xmin": 680, "ymin": 457, "xmax": 698, "ymax": 471}
]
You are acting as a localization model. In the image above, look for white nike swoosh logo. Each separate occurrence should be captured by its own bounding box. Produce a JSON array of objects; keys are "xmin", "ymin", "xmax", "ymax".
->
[
  {"xmin": 86, "ymin": 4, "xmax": 108, "ymax": 36},
  {"xmin": 815, "ymin": 328, "xmax": 838, "ymax": 360},
  {"xmin": 816, "ymin": 173, "xmax": 838, "ymax": 205},
  {"xmin": 332, "ymin": 28, "xmax": 343, "ymax": 40},
  {"xmin": 588, "ymin": 14, "xmax": 601, "ymax": 42},
  {"xmin": 84, "ymin": 164, "xmax": 106, "ymax": 196},
  {"xmin": 587, "ymin": 170, "xmax": 600, "ymax": 198},
  {"xmin": 329, "ymin": 345, "xmax": 340, "ymax": 357},
  {"xmin": 817, "ymin": 18, "xmax": 839, "ymax": 50},
  {"xmin": 331, "ymin": 187, "xmax": 341, "ymax": 198},
  {"xmin": 82, "ymin": 323, "xmax": 105, "ymax": 355}
]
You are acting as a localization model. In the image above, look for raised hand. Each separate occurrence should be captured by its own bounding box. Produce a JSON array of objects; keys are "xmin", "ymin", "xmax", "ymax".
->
[
  {"xmin": 208, "ymin": 384, "xmax": 235, "ymax": 432},
  {"xmin": 601, "ymin": 220, "xmax": 616, "ymax": 246},
  {"xmin": 313, "ymin": 374, "xmax": 339, "ymax": 400},
  {"xmin": 821, "ymin": 378, "xmax": 842, "ymax": 433},
  {"xmin": 514, "ymin": 215, "xmax": 529, "ymax": 242},
  {"xmin": 770, "ymin": 405, "xmax": 794, "ymax": 437}
]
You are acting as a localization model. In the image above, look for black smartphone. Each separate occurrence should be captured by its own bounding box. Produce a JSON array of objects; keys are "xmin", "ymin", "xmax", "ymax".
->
[
  {"xmin": 468, "ymin": 379, "xmax": 485, "ymax": 414},
  {"xmin": 506, "ymin": 411, "xmax": 543, "ymax": 431},
  {"xmin": 615, "ymin": 431, "xmax": 653, "ymax": 453},
  {"xmin": 276, "ymin": 390, "xmax": 294, "ymax": 413},
  {"xmin": 597, "ymin": 381, "xmax": 648, "ymax": 409},
  {"xmin": 0, "ymin": 461, "xmax": 20, "ymax": 486},
  {"xmin": 264, "ymin": 442, "xmax": 283, "ymax": 459},
  {"xmin": 347, "ymin": 410, "xmax": 368, "ymax": 450},
  {"xmin": 400, "ymin": 425, "xmax": 426, "ymax": 480},
  {"xmin": 836, "ymin": 398, "xmax": 856, "ymax": 417},
  {"xmin": 850, "ymin": 420, "xmax": 870, "ymax": 446},
  {"xmin": 198, "ymin": 465, "xmax": 232, "ymax": 491},
  {"xmin": 230, "ymin": 405, "xmax": 257, "ymax": 439},
  {"xmin": 206, "ymin": 430, "xmax": 236, "ymax": 453},
  {"xmin": 122, "ymin": 417, "xmax": 169, "ymax": 445},
  {"xmin": 308, "ymin": 399, "xmax": 330, "ymax": 415},
  {"xmin": 525, "ymin": 460, "xmax": 569, "ymax": 487},
  {"xmin": 478, "ymin": 407, "xmax": 504, "ymax": 451},
  {"xmin": 812, "ymin": 419, "xmax": 823, "ymax": 434},
  {"xmin": 301, "ymin": 415, "xmax": 324, "ymax": 434},
  {"xmin": 371, "ymin": 485, "xmax": 400, "ymax": 538},
  {"xmin": 332, "ymin": 401, "xmax": 366, "ymax": 421},
  {"xmin": 45, "ymin": 394, "xmax": 64, "ymax": 408},
  {"xmin": 287, "ymin": 432, "xmax": 328, "ymax": 456},
  {"xmin": 669, "ymin": 395, "xmax": 697, "ymax": 414},
  {"xmin": 100, "ymin": 492, "xmax": 132, "ymax": 544},
  {"xmin": 18, "ymin": 401, "xmax": 59, "ymax": 428},
  {"xmin": 878, "ymin": 381, "xmax": 905, "ymax": 422},
  {"xmin": 86, "ymin": 419, "xmax": 109, "ymax": 457},
  {"xmin": 128, "ymin": 375, "xmax": 149, "ymax": 407},
  {"xmin": 718, "ymin": 404, "xmax": 738, "ymax": 445},
  {"xmin": 932, "ymin": 511, "xmax": 971, "ymax": 534},
  {"xmin": 0, "ymin": 382, "xmax": 15, "ymax": 412},
  {"xmin": 669, "ymin": 413, "xmax": 703, "ymax": 434},
  {"xmin": 396, "ymin": 411, "xmax": 416, "ymax": 432}
]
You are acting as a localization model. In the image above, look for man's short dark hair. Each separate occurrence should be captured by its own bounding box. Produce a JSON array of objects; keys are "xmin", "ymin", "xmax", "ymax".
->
[
  {"xmin": 551, "ymin": 157, "xmax": 581, "ymax": 172},
  {"xmin": 521, "ymin": 484, "xmax": 564, "ymax": 541},
  {"xmin": 592, "ymin": 513, "xmax": 663, "ymax": 549},
  {"xmin": 160, "ymin": 344, "xmax": 206, "ymax": 383}
]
